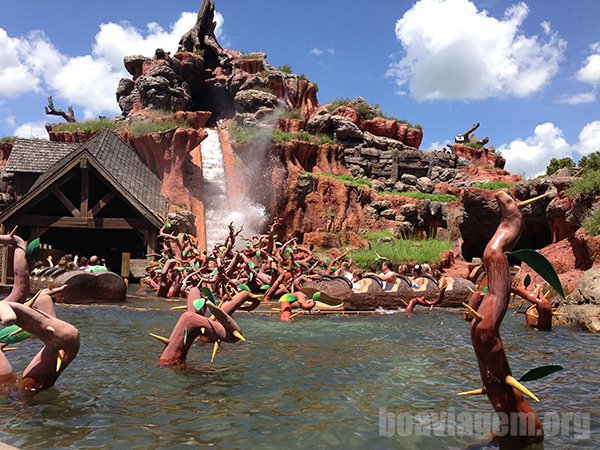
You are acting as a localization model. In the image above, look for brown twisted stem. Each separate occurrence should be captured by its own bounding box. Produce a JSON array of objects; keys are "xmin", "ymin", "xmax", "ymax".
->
[{"xmin": 469, "ymin": 191, "xmax": 543, "ymax": 445}]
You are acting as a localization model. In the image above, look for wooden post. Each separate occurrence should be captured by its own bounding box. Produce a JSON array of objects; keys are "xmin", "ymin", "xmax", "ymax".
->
[
  {"xmin": 80, "ymin": 162, "xmax": 89, "ymax": 218},
  {"xmin": 121, "ymin": 252, "xmax": 131, "ymax": 278},
  {"xmin": 146, "ymin": 229, "xmax": 157, "ymax": 261}
]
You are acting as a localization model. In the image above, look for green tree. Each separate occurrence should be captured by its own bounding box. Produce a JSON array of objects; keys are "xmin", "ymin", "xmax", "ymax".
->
[
  {"xmin": 546, "ymin": 157, "xmax": 575, "ymax": 175},
  {"xmin": 578, "ymin": 151, "xmax": 600, "ymax": 171}
]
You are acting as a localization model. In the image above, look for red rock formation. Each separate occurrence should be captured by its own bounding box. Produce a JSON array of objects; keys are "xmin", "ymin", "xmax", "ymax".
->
[
  {"xmin": 452, "ymin": 143, "xmax": 505, "ymax": 168},
  {"xmin": 0, "ymin": 142, "xmax": 13, "ymax": 170},
  {"xmin": 453, "ymin": 163, "xmax": 521, "ymax": 183}
]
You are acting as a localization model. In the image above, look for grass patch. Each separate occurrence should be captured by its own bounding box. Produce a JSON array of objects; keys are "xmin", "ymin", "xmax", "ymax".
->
[
  {"xmin": 279, "ymin": 64, "xmax": 292, "ymax": 73},
  {"xmin": 52, "ymin": 120, "xmax": 118, "ymax": 133},
  {"xmin": 583, "ymin": 207, "xmax": 600, "ymax": 235},
  {"xmin": 387, "ymin": 191, "xmax": 458, "ymax": 202},
  {"xmin": 465, "ymin": 142, "xmax": 484, "ymax": 149},
  {"xmin": 282, "ymin": 108, "xmax": 304, "ymax": 120},
  {"xmin": 0, "ymin": 136, "xmax": 15, "ymax": 143},
  {"xmin": 228, "ymin": 122, "xmax": 269, "ymax": 144},
  {"xmin": 471, "ymin": 181, "xmax": 513, "ymax": 190},
  {"xmin": 309, "ymin": 172, "xmax": 372, "ymax": 188},
  {"xmin": 567, "ymin": 170, "xmax": 600, "ymax": 197},
  {"xmin": 351, "ymin": 231, "xmax": 452, "ymax": 268},
  {"xmin": 229, "ymin": 123, "xmax": 335, "ymax": 146},
  {"xmin": 128, "ymin": 120, "xmax": 191, "ymax": 135},
  {"xmin": 239, "ymin": 52, "xmax": 264, "ymax": 59}
]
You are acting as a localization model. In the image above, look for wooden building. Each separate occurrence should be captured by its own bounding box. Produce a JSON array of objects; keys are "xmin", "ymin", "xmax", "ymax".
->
[{"xmin": 0, "ymin": 130, "xmax": 166, "ymax": 282}]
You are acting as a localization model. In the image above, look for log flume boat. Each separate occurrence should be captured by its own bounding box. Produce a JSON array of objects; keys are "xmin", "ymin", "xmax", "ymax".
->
[
  {"xmin": 301, "ymin": 275, "xmax": 475, "ymax": 311},
  {"xmin": 30, "ymin": 268, "xmax": 126, "ymax": 304}
]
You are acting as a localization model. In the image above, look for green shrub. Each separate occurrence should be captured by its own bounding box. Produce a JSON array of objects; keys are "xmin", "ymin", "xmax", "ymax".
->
[
  {"xmin": 351, "ymin": 231, "xmax": 451, "ymax": 268},
  {"xmin": 567, "ymin": 170, "xmax": 600, "ymax": 197},
  {"xmin": 0, "ymin": 136, "xmax": 15, "ymax": 143},
  {"xmin": 309, "ymin": 172, "xmax": 371, "ymax": 188},
  {"xmin": 546, "ymin": 156, "xmax": 575, "ymax": 175},
  {"xmin": 193, "ymin": 49, "xmax": 205, "ymax": 57},
  {"xmin": 228, "ymin": 122, "xmax": 268, "ymax": 143},
  {"xmin": 471, "ymin": 181, "xmax": 513, "ymax": 190},
  {"xmin": 578, "ymin": 152, "xmax": 600, "ymax": 172},
  {"xmin": 583, "ymin": 207, "xmax": 600, "ymax": 235},
  {"xmin": 282, "ymin": 108, "xmax": 304, "ymax": 119},
  {"xmin": 316, "ymin": 134, "xmax": 335, "ymax": 145},
  {"xmin": 387, "ymin": 191, "xmax": 458, "ymax": 202},
  {"xmin": 465, "ymin": 141, "xmax": 484, "ymax": 149},
  {"xmin": 52, "ymin": 120, "xmax": 118, "ymax": 133},
  {"xmin": 279, "ymin": 64, "xmax": 292, "ymax": 73},
  {"xmin": 326, "ymin": 98, "xmax": 353, "ymax": 112}
]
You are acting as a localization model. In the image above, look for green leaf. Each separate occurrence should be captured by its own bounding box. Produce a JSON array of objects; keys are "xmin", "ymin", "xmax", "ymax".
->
[
  {"xmin": 285, "ymin": 247, "xmax": 293, "ymax": 254},
  {"xmin": 238, "ymin": 283, "xmax": 250, "ymax": 292},
  {"xmin": 256, "ymin": 250, "xmax": 261, "ymax": 258},
  {"xmin": 279, "ymin": 293, "xmax": 297, "ymax": 303},
  {"xmin": 523, "ymin": 274, "xmax": 531, "ymax": 288},
  {"xmin": 249, "ymin": 272, "xmax": 254, "ymax": 282},
  {"xmin": 248, "ymin": 261, "xmax": 256, "ymax": 269},
  {"xmin": 200, "ymin": 287, "xmax": 216, "ymax": 303},
  {"xmin": 312, "ymin": 291, "xmax": 321, "ymax": 300},
  {"xmin": 193, "ymin": 299, "xmax": 206, "ymax": 312},
  {"xmin": 275, "ymin": 241, "xmax": 282, "ymax": 246},
  {"xmin": 25, "ymin": 237, "xmax": 41, "ymax": 263},
  {"xmin": 260, "ymin": 284, "xmax": 271, "ymax": 291},
  {"xmin": 184, "ymin": 327, "xmax": 188, "ymax": 345},
  {"xmin": 518, "ymin": 365, "xmax": 564, "ymax": 382},
  {"xmin": 509, "ymin": 249, "xmax": 565, "ymax": 299},
  {"xmin": 0, "ymin": 325, "xmax": 32, "ymax": 344}
]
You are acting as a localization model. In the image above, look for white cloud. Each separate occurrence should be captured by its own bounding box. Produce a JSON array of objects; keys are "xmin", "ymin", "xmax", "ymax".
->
[
  {"xmin": 498, "ymin": 122, "xmax": 571, "ymax": 176},
  {"xmin": 310, "ymin": 47, "xmax": 336, "ymax": 57},
  {"xmin": 13, "ymin": 121, "xmax": 48, "ymax": 139},
  {"xmin": 576, "ymin": 42, "xmax": 600, "ymax": 86},
  {"xmin": 577, "ymin": 121, "xmax": 600, "ymax": 156},
  {"xmin": 0, "ymin": 10, "xmax": 204, "ymax": 119},
  {"xmin": 557, "ymin": 91, "xmax": 597, "ymax": 105},
  {"xmin": 387, "ymin": 0, "xmax": 565, "ymax": 100}
]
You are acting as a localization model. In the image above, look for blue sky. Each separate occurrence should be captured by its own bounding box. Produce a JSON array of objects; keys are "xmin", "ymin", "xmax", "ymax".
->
[{"xmin": 1, "ymin": 0, "xmax": 599, "ymax": 176}]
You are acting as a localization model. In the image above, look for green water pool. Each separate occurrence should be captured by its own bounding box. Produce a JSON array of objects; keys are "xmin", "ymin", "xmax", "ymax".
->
[{"xmin": 0, "ymin": 299, "xmax": 597, "ymax": 449}]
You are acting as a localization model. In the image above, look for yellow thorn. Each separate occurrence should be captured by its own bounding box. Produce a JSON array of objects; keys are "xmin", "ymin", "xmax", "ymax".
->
[
  {"xmin": 210, "ymin": 340, "xmax": 220, "ymax": 363},
  {"xmin": 505, "ymin": 375, "xmax": 540, "ymax": 403},
  {"xmin": 148, "ymin": 332, "xmax": 170, "ymax": 345},
  {"xmin": 209, "ymin": 315, "xmax": 215, "ymax": 321},
  {"xmin": 251, "ymin": 294, "xmax": 264, "ymax": 299},
  {"xmin": 9, "ymin": 225, "xmax": 18, "ymax": 236},
  {"xmin": 467, "ymin": 285, "xmax": 475, "ymax": 293},
  {"xmin": 552, "ymin": 312, "xmax": 566, "ymax": 316},
  {"xmin": 517, "ymin": 192, "xmax": 548, "ymax": 208},
  {"xmin": 2, "ymin": 347, "xmax": 17, "ymax": 352},
  {"xmin": 232, "ymin": 330, "xmax": 246, "ymax": 342},
  {"xmin": 46, "ymin": 325, "xmax": 56, "ymax": 333},
  {"xmin": 25, "ymin": 289, "xmax": 43, "ymax": 308},
  {"xmin": 543, "ymin": 290, "xmax": 550, "ymax": 299},
  {"xmin": 200, "ymin": 327, "xmax": 206, "ymax": 334},
  {"xmin": 458, "ymin": 387, "xmax": 486, "ymax": 396},
  {"xmin": 170, "ymin": 305, "xmax": 187, "ymax": 310},
  {"xmin": 7, "ymin": 327, "xmax": 24, "ymax": 338},
  {"xmin": 290, "ymin": 311, "xmax": 301, "ymax": 319},
  {"xmin": 462, "ymin": 303, "xmax": 483, "ymax": 321},
  {"xmin": 400, "ymin": 299, "xmax": 409, "ymax": 306},
  {"xmin": 56, "ymin": 349, "xmax": 65, "ymax": 372}
]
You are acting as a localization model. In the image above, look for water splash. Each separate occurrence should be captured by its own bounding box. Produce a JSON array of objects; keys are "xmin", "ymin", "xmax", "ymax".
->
[{"xmin": 201, "ymin": 128, "xmax": 266, "ymax": 249}]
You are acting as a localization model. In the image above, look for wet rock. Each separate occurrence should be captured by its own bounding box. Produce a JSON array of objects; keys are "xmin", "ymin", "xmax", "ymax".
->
[
  {"xmin": 393, "ymin": 181, "xmax": 408, "ymax": 192},
  {"xmin": 364, "ymin": 205, "xmax": 378, "ymax": 218},
  {"xmin": 400, "ymin": 204, "xmax": 418, "ymax": 217},
  {"xmin": 393, "ymin": 221, "xmax": 415, "ymax": 238},
  {"xmin": 568, "ymin": 269, "xmax": 600, "ymax": 305},
  {"xmin": 167, "ymin": 210, "xmax": 197, "ymax": 235},
  {"xmin": 306, "ymin": 112, "xmax": 333, "ymax": 135},
  {"xmin": 333, "ymin": 118, "xmax": 364, "ymax": 141},
  {"xmin": 296, "ymin": 173, "xmax": 314, "ymax": 200}
]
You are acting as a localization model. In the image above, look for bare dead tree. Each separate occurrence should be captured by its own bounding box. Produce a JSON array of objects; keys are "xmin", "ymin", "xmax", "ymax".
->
[{"xmin": 44, "ymin": 96, "xmax": 77, "ymax": 123}]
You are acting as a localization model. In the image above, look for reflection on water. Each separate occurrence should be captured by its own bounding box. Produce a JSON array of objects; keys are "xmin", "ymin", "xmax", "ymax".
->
[{"xmin": 0, "ymin": 297, "xmax": 597, "ymax": 449}]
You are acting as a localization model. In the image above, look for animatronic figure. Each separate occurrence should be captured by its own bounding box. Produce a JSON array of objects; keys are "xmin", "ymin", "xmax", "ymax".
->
[
  {"xmin": 152, "ymin": 288, "xmax": 260, "ymax": 366},
  {"xmin": 460, "ymin": 192, "xmax": 550, "ymax": 445},
  {"xmin": 0, "ymin": 232, "xmax": 80, "ymax": 397}
]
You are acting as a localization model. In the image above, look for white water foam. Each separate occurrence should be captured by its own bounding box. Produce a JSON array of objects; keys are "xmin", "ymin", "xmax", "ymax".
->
[{"xmin": 201, "ymin": 128, "xmax": 266, "ymax": 249}]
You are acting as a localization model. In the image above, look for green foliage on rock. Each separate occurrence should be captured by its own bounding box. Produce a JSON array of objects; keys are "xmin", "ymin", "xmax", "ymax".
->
[
  {"xmin": 52, "ymin": 119, "xmax": 118, "ymax": 133},
  {"xmin": 351, "ymin": 230, "xmax": 452, "ymax": 268},
  {"xmin": 0, "ymin": 136, "xmax": 16, "ymax": 143},
  {"xmin": 471, "ymin": 181, "xmax": 514, "ymax": 190},
  {"xmin": 128, "ymin": 119, "xmax": 191, "ymax": 135},
  {"xmin": 387, "ymin": 191, "xmax": 458, "ymax": 203},
  {"xmin": 282, "ymin": 108, "xmax": 304, "ymax": 119},
  {"xmin": 578, "ymin": 151, "xmax": 600, "ymax": 172},
  {"xmin": 546, "ymin": 156, "xmax": 576, "ymax": 175},
  {"xmin": 307, "ymin": 172, "xmax": 372, "ymax": 188},
  {"xmin": 279, "ymin": 64, "xmax": 292, "ymax": 73},
  {"xmin": 583, "ymin": 207, "xmax": 600, "ymax": 236},
  {"xmin": 566, "ymin": 169, "xmax": 600, "ymax": 197}
]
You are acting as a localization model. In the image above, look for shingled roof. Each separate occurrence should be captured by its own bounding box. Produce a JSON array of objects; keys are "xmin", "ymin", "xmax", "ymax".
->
[
  {"xmin": 30, "ymin": 130, "xmax": 166, "ymax": 225},
  {"xmin": 4, "ymin": 139, "xmax": 80, "ymax": 173}
]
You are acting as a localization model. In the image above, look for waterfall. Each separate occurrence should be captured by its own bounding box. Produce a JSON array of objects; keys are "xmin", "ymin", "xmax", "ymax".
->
[{"xmin": 201, "ymin": 128, "xmax": 266, "ymax": 250}]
